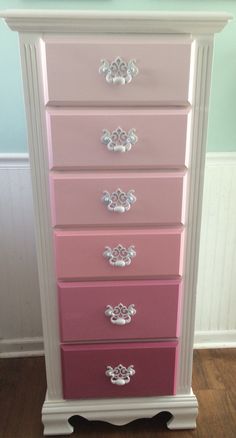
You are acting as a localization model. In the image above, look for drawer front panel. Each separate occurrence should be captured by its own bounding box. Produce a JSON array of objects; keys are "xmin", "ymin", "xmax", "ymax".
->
[
  {"xmin": 42, "ymin": 35, "xmax": 192, "ymax": 106},
  {"xmin": 47, "ymin": 109, "xmax": 190, "ymax": 170},
  {"xmin": 50, "ymin": 172, "xmax": 186, "ymax": 227},
  {"xmin": 61, "ymin": 342, "xmax": 178, "ymax": 399},
  {"xmin": 58, "ymin": 280, "xmax": 181, "ymax": 342},
  {"xmin": 54, "ymin": 228, "xmax": 183, "ymax": 280}
]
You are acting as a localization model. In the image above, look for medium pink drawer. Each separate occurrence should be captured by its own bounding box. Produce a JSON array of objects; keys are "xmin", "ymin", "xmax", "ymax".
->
[
  {"xmin": 61, "ymin": 342, "xmax": 178, "ymax": 399},
  {"xmin": 58, "ymin": 280, "xmax": 181, "ymax": 342},
  {"xmin": 54, "ymin": 228, "xmax": 184, "ymax": 280},
  {"xmin": 47, "ymin": 108, "xmax": 190, "ymax": 170},
  {"xmin": 50, "ymin": 172, "xmax": 186, "ymax": 227},
  {"xmin": 42, "ymin": 35, "xmax": 193, "ymax": 106}
]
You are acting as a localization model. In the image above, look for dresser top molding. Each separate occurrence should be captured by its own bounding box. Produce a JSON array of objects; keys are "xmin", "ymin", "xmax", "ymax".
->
[{"xmin": 1, "ymin": 10, "xmax": 232, "ymax": 34}]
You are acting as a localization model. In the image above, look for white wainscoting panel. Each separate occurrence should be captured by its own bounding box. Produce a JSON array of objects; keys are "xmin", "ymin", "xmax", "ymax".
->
[
  {"xmin": 0, "ymin": 152, "xmax": 235, "ymax": 356},
  {"xmin": 194, "ymin": 153, "xmax": 236, "ymax": 348},
  {"xmin": 0, "ymin": 155, "xmax": 43, "ymax": 357}
]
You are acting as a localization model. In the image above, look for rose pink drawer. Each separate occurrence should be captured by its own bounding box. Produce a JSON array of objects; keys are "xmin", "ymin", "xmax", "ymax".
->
[
  {"xmin": 58, "ymin": 280, "xmax": 181, "ymax": 342},
  {"xmin": 47, "ymin": 108, "xmax": 190, "ymax": 170},
  {"xmin": 50, "ymin": 172, "xmax": 186, "ymax": 227},
  {"xmin": 61, "ymin": 341, "xmax": 178, "ymax": 399},
  {"xmin": 54, "ymin": 228, "xmax": 184, "ymax": 280},
  {"xmin": 42, "ymin": 35, "xmax": 193, "ymax": 106}
]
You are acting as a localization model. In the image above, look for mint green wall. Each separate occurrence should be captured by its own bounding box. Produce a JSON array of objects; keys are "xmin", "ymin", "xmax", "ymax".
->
[
  {"xmin": 0, "ymin": 19, "xmax": 27, "ymax": 153},
  {"xmin": 0, "ymin": 0, "xmax": 235, "ymax": 153}
]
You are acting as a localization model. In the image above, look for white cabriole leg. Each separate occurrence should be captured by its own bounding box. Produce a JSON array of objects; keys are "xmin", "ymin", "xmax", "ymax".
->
[
  {"xmin": 167, "ymin": 407, "xmax": 198, "ymax": 430},
  {"xmin": 42, "ymin": 414, "xmax": 74, "ymax": 436}
]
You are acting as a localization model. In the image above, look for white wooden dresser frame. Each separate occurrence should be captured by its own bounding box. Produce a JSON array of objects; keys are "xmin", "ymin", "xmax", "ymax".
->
[{"xmin": 1, "ymin": 10, "xmax": 231, "ymax": 435}]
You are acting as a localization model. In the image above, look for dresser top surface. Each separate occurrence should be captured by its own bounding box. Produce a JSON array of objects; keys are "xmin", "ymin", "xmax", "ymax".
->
[{"xmin": 1, "ymin": 9, "xmax": 232, "ymax": 34}]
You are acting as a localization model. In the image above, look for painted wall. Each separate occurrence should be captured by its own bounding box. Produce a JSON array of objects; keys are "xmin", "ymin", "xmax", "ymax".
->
[{"xmin": 0, "ymin": 0, "xmax": 236, "ymax": 153}]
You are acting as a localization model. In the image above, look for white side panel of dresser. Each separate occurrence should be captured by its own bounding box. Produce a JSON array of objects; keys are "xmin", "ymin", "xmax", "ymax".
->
[{"xmin": 19, "ymin": 33, "xmax": 63, "ymax": 400}]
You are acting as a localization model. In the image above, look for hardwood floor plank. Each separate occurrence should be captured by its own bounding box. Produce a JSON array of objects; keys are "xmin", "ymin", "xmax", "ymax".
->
[
  {"xmin": 192, "ymin": 350, "xmax": 209, "ymax": 390},
  {"xmin": 195, "ymin": 389, "xmax": 236, "ymax": 438},
  {"xmin": 0, "ymin": 357, "xmax": 46, "ymax": 438},
  {"xmin": 216, "ymin": 348, "xmax": 236, "ymax": 389},
  {"xmin": 192, "ymin": 349, "xmax": 226, "ymax": 390}
]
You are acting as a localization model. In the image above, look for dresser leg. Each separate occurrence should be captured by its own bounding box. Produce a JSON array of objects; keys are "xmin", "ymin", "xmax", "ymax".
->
[
  {"xmin": 42, "ymin": 413, "xmax": 74, "ymax": 436},
  {"xmin": 167, "ymin": 406, "xmax": 198, "ymax": 430}
]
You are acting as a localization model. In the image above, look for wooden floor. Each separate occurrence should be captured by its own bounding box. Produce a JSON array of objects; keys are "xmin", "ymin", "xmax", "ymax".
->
[{"xmin": 0, "ymin": 349, "xmax": 235, "ymax": 438}]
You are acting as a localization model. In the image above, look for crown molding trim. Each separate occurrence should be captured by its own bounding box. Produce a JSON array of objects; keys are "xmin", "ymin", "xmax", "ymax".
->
[{"xmin": 1, "ymin": 10, "xmax": 232, "ymax": 34}]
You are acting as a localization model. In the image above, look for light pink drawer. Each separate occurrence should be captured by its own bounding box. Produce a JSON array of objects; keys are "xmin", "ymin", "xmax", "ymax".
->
[
  {"xmin": 54, "ymin": 228, "xmax": 184, "ymax": 280},
  {"xmin": 58, "ymin": 280, "xmax": 181, "ymax": 342},
  {"xmin": 47, "ymin": 109, "xmax": 190, "ymax": 170},
  {"xmin": 42, "ymin": 35, "xmax": 193, "ymax": 106},
  {"xmin": 50, "ymin": 172, "xmax": 186, "ymax": 227},
  {"xmin": 61, "ymin": 342, "xmax": 178, "ymax": 399}
]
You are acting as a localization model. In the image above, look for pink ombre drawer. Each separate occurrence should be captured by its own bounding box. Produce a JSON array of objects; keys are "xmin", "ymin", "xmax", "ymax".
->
[
  {"xmin": 50, "ymin": 172, "xmax": 186, "ymax": 227},
  {"xmin": 47, "ymin": 108, "xmax": 190, "ymax": 170},
  {"xmin": 61, "ymin": 342, "xmax": 178, "ymax": 399},
  {"xmin": 42, "ymin": 35, "xmax": 193, "ymax": 106},
  {"xmin": 54, "ymin": 228, "xmax": 183, "ymax": 280},
  {"xmin": 58, "ymin": 280, "xmax": 181, "ymax": 342}
]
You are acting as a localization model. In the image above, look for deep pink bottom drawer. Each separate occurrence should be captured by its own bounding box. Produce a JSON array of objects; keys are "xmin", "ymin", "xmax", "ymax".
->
[
  {"xmin": 58, "ymin": 280, "xmax": 181, "ymax": 342},
  {"xmin": 61, "ymin": 342, "xmax": 178, "ymax": 399}
]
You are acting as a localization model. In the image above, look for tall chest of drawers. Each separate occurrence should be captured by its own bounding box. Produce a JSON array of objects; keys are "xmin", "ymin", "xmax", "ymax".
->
[{"xmin": 3, "ymin": 9, "xmax": 230, "ymax": 435}]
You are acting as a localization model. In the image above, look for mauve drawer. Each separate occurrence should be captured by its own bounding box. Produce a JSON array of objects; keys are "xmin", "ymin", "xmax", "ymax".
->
[
  {"xmin": 61, "ymin": 342, "xmax": 178, "ymax": 399},
  {"xmin": 54, "ymin": 228, "xmax": 184, "ymax": 280},
  {"xmin": 47, "ymin": 108, "xmax": 190, "ymax": 170},
  {"xmin": 58, "ymin": 279, "xmax": 181, "ymax": 342},
  {"xmin": 50, "ymin": 172, "xmax": 186, "ymax": 227},
  {"xmin": 42, "ymin": 35, "xmax": 193, "ymax": 106}
]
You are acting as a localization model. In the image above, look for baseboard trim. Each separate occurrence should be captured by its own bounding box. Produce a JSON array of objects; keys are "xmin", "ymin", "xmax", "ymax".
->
[
  {"xmin": 0, "ymin": 337, "xmax": 44, "ymax": 358},
  {"xmin": 194, "ymin": 330, "xmax": 236, "ymax": 349},
  {"xmin": 0, "ymin": 331, "xmax": 235, "ymax": 358},
  {"xmin": 1, "ymin": 330, "xmax": 235, "ymax": 358}
]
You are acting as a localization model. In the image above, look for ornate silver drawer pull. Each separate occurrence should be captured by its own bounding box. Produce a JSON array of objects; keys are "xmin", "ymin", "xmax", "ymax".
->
[
  {"xmin": 99, "ymin": 56, "xmax": 139, "ymax": 85},
  {"xmin": 103, "ymin": 244, "xmax": 136, "ymax": 267},
  {"xmin": 101, "ymin": 127, "xmax": 138, "ymax": 153},
  {"xmin": 102, "ymin": 188, "xmax": 136, "ymax": 213},
  {"xmin": 105, "ymin": 364, "xmax": 135, "ymax": 386},
  {"xmin": 105, "ymin": 303, "xmax": 136, "ymax": 325}
]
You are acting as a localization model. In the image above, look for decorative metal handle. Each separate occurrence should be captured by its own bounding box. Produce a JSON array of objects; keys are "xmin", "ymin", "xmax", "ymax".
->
[
  {"xmin": 102, "ymin": 188, "xmax": 136, "ymax": 213},
  {"xmin": 99, "ymin": 56, "xmax": 139, "ymax": 85},
  {"xmin": 103, "ymin": 244, "xmax": 136, "ymax": 267},
  {"xmin": 101, "ymin": 127, "xmax": 138, "ymax": 153},
  {"xmin": 105, "ymin": 364, "xmax": 135, "ymax": 386},
  {"xmin": 105, "ymin": 303, "xmax": 136, "ymax": 325}
]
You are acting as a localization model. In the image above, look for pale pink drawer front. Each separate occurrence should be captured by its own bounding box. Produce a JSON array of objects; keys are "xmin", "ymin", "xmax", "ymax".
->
[
  {"xmin": 42, "ymin": 35, "xmax": 193, "ymax": 106},
  {"xmin": 50, "ymin": 172, "xmax": 186, "ymax": 227},
  {"xmin": 47, "ymin": 109, "xmax": 190, "ymax": 170},
  {"xmin": 54, "ymin": 228, "xmax": 184, "ymax": 280},
  {"xmin": 58, "ymin": 280, "xmax": 181, "ymax": 342},
  {"xmin": 61, "ymin": 342, "xmax": 178, "ymax": 399}
]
